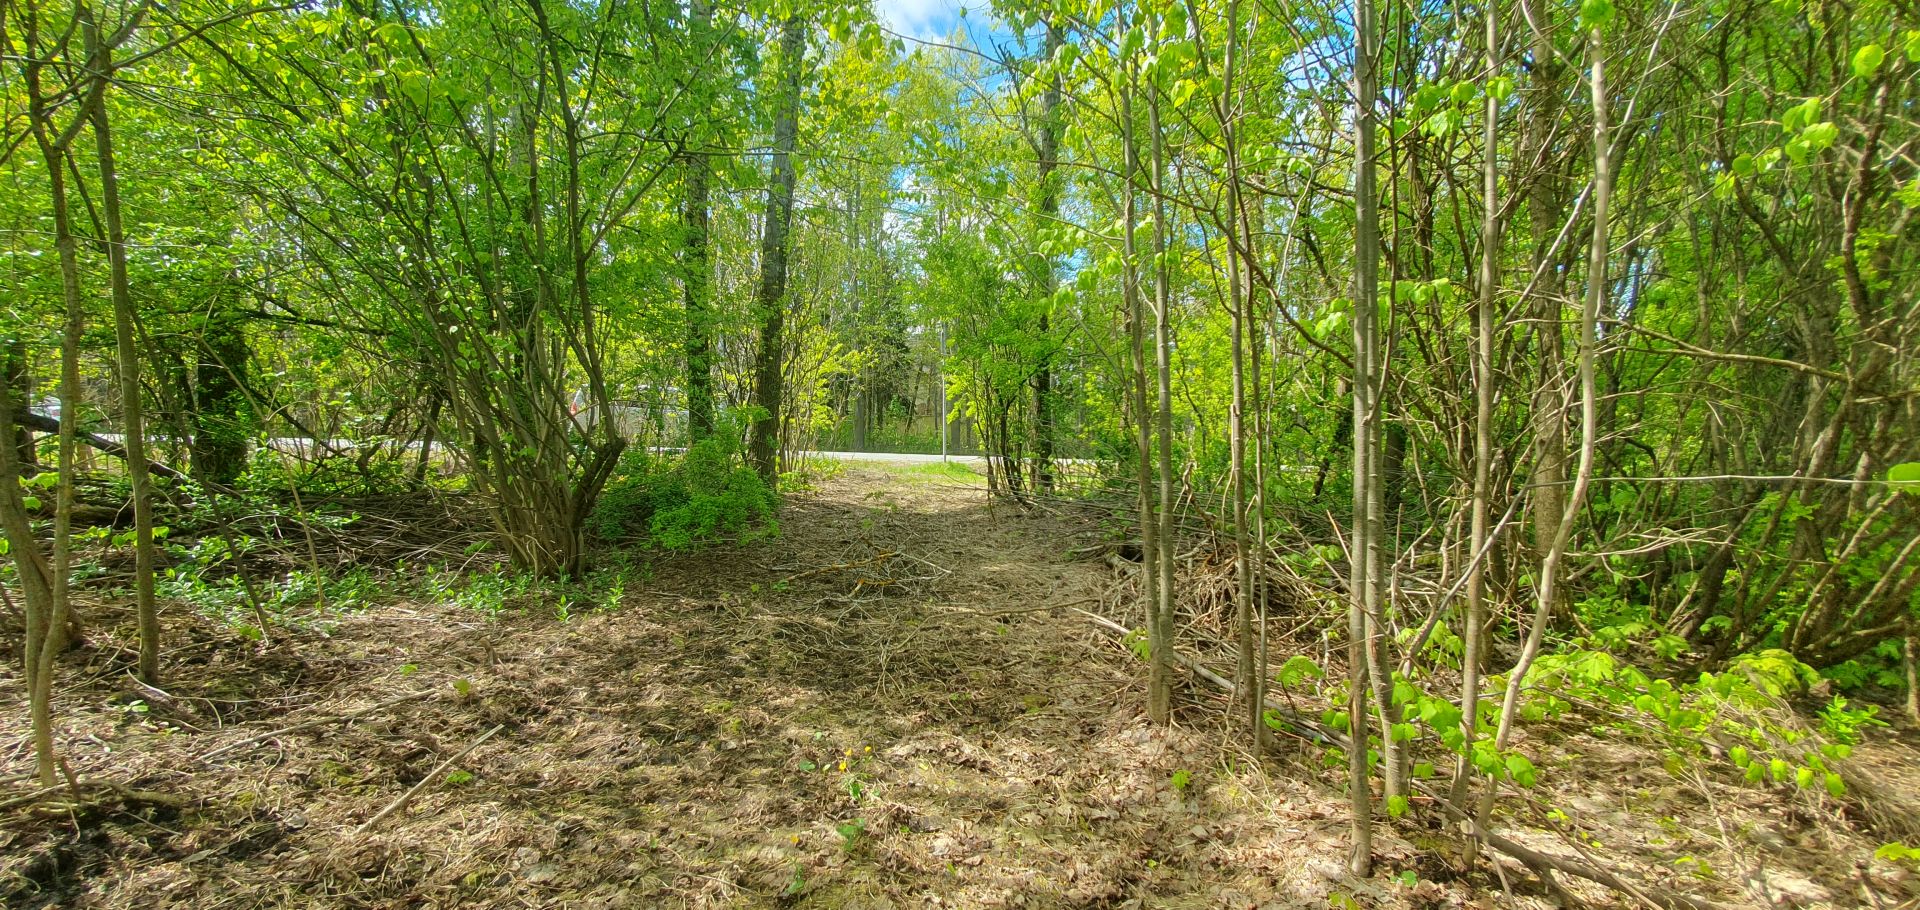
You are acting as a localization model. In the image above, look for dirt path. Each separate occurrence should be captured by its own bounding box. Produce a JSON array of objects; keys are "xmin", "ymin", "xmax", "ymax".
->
[
  {"xmin": 15, "ymin": 466, "xmax": 1920, "ymax": 906},
  {"xmin": 3, "ymin": 463, "xmax": 1387, "ymax": 910},
  {"xmin": 19, "ymin": 465, "xmax": 1911, "ymax": 909}
]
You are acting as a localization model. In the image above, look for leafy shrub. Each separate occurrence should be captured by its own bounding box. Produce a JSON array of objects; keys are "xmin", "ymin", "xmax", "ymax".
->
[{"xmin": 588, "ymin": 418, "xmax": 778, "ymax": 550}]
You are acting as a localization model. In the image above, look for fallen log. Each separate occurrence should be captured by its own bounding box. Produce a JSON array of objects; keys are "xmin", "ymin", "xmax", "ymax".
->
[{"xmin": 11, "ymin": 410, "xmax": 188, "ymax": 481}]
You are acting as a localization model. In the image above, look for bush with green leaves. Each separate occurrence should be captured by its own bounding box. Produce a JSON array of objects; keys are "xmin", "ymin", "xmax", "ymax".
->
[{"xmin": 587, "ymin": 420, "xmax": 778, "ymax": 551}]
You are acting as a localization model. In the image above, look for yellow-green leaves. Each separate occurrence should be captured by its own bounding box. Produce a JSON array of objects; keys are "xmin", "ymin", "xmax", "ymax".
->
[
  {"xmin": 1505, "ymin": 753, "xmax": 1538, "ymax": 787},
  {"xmin": 1781, "ymin": 96, "xmax": 1822, "ymax": 133},
  {"xmin": 1877, "ymin": 842, "xmax": 1920, "ymax": 867},
  {"xmin": 1409, "ymin": 80, "xmax": 1476, "ymax": 137},
  {"xmin": 1579, "ymin": 0, "xmax": 1615, "ymax": 30},
  {"xmin": 1779, "ymin": 98, "xmax": 1838, "ymax": 165},
  {"xmin": 1851, "ymin": 44, "xmax": 1885, "ymax": 79},
  {"xmin": 1889, "ymin": 462, "xmax": 1920, "ymax": 492},
  {"xmin": 397, "ymin": 71, "xmax": 431, "ymax": 107}
]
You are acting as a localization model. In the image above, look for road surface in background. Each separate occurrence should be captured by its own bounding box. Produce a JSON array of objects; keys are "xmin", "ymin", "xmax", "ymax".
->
[{"xmin": 794, "ymin": 451, "xmax": 987, "ymax": 465}]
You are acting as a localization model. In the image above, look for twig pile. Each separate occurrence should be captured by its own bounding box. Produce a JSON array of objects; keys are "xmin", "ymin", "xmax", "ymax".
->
[{"xmin": 778, "ymin": 539, "xmax": 950, "ymax": 604}]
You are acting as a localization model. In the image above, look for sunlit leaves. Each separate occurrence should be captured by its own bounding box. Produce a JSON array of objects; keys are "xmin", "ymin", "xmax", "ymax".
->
[
  {"xmin": 1889, "ymin": 462, "xmax": 1920, "ymax": 492},
  {"xmin": 1781, "ymin": 97, "xmax": 1822, "ymax": 133},
  {"xmin": 1578, "ymin": 0, "xmax": 1615, "ymax": 30},
  {"xmin": 1850, "ymin": 44, "xmax": 1885, "ymax": 79}
]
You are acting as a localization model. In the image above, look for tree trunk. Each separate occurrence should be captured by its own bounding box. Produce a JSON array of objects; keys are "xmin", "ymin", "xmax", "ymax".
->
[
  {"xmin": 682, "ymin": 159, "xmax": 715, "ymax": 441},
  {"xmin": 1146, "ymin": 72, "xmax": 1178, "ymax": 728},
  {"xmin": 90, "ymin": 49, "xmax": 161, "ymax": 684},
  {"xmin": 681, "ymin": 0, "xmax": 716, "ymax": 442},
  {"xmin": 1456, "ymin": 0, "xmax": 1501, "ymax": 867},
  {"xmin": 22, "ymin": 13, "xmax": 105, "ymax": 782},
  {"xmin": 749, "ymin": 15, "xmax": 805, "ymax": 481},
  {"xmin": 4, "ymin": 342, "xmax": 31, "ymax": 467},
  {"xmin": 193, "ymin": 296, "xmax": 253, "ymax": 487},
  {"xmin": 1118, "ymin": 43, "xmax": 1168, "ymax": 725},
  {"xmin": 1348, "ymin": 0, "xmax": 1382, "ymax": 872},
  {"xmin": 1476, "ymin": 20, "xmax": 1612, "ymax": 847},
  {"xmin": 1030, "ymin": 21, "xmax": 1063, "ymax": 492},
  {"xmin": 1521, "ymin": 0, "xmax": 1570, "ymax": 606}
]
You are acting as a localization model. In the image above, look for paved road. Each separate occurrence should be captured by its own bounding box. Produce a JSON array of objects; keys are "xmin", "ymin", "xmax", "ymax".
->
[
  {"xmin": 792, "ymin": 450, "xmax": 988, "ymax": 465},
  {"xmin": 81, "ymin": 431, "xmax": 995, "ymax": 467}
]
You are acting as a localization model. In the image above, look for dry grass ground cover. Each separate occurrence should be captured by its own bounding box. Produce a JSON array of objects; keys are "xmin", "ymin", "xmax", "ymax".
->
[{"xmin": 2, "ymin": 464, "xmax": 1917, "ymax": 909}]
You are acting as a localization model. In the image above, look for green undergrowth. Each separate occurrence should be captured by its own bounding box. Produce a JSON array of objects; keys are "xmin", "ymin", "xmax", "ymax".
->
[
  {"xmin": 1265, "ymin": 625, "xmax": 1888, "ymax": 822},
  {"xmin": 885, "ymin": 460, "xmax": 982, "ymax": 482},
  {"xmin": 588, "ymin": 415, "xmax": 780, "ymax": 551}
]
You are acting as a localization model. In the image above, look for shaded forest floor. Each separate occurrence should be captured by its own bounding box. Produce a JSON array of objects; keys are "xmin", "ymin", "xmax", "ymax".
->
[{"xmin": 4, "ymin": 463, "xmax": 1918, "ymax": 909}]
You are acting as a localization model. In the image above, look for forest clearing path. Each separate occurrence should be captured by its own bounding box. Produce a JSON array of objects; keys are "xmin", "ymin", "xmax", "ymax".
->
[
  {"xmin": 4, "ymin": 462, "xmax": 1381, "ymax": 910},
  {"xmin": 12, "ymin": 463, "xmax": 1916, "ymax": 909}
]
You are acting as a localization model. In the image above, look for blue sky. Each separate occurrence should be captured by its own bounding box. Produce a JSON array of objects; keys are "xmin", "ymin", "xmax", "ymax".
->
[
  {"xmin": 872, "ymin": 0, "xmax": 966, "ymax": 40},
  {"xmin": 872, "ymin": 0, "xmax": 1005, "ymax": 46}
]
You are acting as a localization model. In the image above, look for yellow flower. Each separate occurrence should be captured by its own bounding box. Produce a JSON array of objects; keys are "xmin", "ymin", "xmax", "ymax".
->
[
  {"xmin": 838, "ymin": 761, "xmax": 848, "ymax": 771},
  {"xmin": 864, "ymin": 746, "xmax": 872, "ymax": 754}
]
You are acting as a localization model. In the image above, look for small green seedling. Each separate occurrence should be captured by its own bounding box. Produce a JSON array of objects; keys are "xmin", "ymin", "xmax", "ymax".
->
[{"xmin": 836, "ymin": 818, "xmax": 866, "ymax": 850}]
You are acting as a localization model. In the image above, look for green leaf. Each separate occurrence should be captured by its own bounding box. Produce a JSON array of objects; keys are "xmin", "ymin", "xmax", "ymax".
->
[
  {"xmin": 1579, "ymin": 0, "xmax": 1615, "ymax": 28},
  {"xmin": 1888, "ymin": 462, "xmax": 1920, "ymax": 489},
  {"xmin": 398, "ymin": 72, "xmax": 430, "ymax": 106},
  {"xmin": 1824, "ymin": 772, "xmax": 1846, "ymax": 798},
  {"xmin": 1877, "ymin": 842, "xmax": 1920, "ymax": 863},
  {"xmin": 1782, "ymin": 97, "xmax": 1821, "ymax": 134},
  {"xmin": 1852, "ymin": 44, "xmax": 1885, "ymax": 79},
  {"xmin": 1277, "ymin": 655, "xmax": 1323, "ymax": 688},
  {"xmin": 1800, "ymin": 122, "xmax": 1840, "ymax": 152},
  {"xmin": 1505, "ymin": 753, "xmax": 1538, "ymax": 787},
  {"xmin": 1422, "ymin": 109, "xmax": 1459, "ymax": 136},
  {"xmin": 1387, "ymin": 795, "xmax": 1410, "ymax": 818}
]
